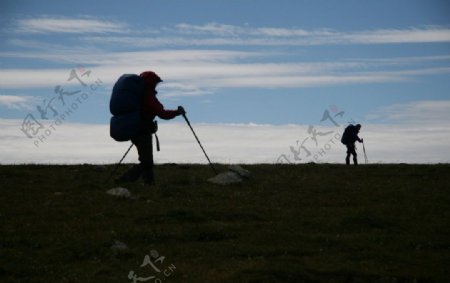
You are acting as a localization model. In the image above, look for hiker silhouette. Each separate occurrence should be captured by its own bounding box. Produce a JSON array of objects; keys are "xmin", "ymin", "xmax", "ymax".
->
[
  {"xmin": 114, "ymin": 71, "xmax": 185, "ymax": 184},
  {"xmin": 341, "ymin": 124, "xmax": 363, "ymax": 165}
]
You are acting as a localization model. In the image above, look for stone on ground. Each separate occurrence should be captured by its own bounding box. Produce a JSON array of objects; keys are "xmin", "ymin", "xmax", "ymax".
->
[
  {"xmin": 106, "ymin": 187, "xmax": 131, "ymax": 198},
  {"xmin": 110, "ymin": 240, "xmax": 129, "ymax": 254},
  {"xmin": 208, "ymin": 171, "xmax": 243, "ymax": 185}
]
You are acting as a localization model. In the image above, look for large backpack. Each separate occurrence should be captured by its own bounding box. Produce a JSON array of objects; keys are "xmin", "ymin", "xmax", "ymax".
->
[
  {"xmin": 109, "ymin": 74, "xmax": 146, "ymax": 141},
  {"xmin": 341, "ymin": 124, "xmax": 354, "ymax": 145}
]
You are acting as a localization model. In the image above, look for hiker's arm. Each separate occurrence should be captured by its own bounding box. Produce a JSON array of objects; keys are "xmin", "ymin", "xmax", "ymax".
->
[
  {"xmin": 154, "ymin": 102, "xmax": 179, "ymax": 120},
  {"xmin": 144, "ymin": 95, "xmax": 178, "ymax": 120}
]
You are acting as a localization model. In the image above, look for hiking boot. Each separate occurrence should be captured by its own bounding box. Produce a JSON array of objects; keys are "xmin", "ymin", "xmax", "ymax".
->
[
  {"xmin": 115, "ymin": 164, "xmax": 142, "ymax": 184},
  {"xmin": 141, "ymin": 165, "xmax": 155, "ymax": 185}
]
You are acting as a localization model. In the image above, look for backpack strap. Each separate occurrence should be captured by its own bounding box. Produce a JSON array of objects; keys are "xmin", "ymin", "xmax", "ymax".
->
[{"xmin": 154, "ymin": 133, "xmax": 160, "ymax": 151}]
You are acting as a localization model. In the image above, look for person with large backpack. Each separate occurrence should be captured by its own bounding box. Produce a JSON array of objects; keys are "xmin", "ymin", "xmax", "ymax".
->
[
  {"xmin": 110, "ymin": 71, "xmax": 185, "ymax": 184},
  {"xmin": 341, "ymin": 124, "xmax": 363, "ymax": 165}
]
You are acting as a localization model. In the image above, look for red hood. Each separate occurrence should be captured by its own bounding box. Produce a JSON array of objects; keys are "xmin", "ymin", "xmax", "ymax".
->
[{"xmin": 140, "ymin": 71, "xmax": 162, "ymax": 89}]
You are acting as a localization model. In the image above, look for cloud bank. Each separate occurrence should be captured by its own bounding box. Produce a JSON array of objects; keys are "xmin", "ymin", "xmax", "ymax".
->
[
  {"xmin": 1, "ymin": 118, "xmax": 449, "ymax": 165},
  {"xmin": 1, "ymin": 50, "xmax": 449, "ymax": 95}
]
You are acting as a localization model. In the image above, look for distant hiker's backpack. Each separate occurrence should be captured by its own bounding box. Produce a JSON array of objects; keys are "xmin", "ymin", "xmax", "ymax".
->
[
  {"xmin": 341, "ymin": 125, "xmax": 354, "ymax": 145},
  {"xmin": 110, "ymin": 74, "xmax": 146, "ymax": 141}
]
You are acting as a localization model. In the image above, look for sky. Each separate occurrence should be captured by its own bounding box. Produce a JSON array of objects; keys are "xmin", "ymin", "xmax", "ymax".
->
[{"xmin": 1, "ymin": 0, "xmax": 450, "ymax": 164}]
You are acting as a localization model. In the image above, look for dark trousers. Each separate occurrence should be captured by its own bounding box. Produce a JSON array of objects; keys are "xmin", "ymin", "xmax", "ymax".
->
[
  {"xmin": 119, "ymin": 129, "xmax": 154, "ymax": 183},
  {"xmin": 131, "ymin": 130, "xmax": 153, "ymax": 167},
  {"xmin": 346, "ymin": 144, "xmax": 358, "ymax": 165}
]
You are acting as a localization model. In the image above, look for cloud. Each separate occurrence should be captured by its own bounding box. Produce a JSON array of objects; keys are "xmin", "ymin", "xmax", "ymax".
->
[
  {"xmin": 255, "ymin": 27, "xmax": 314, "ymax": 37},
  {"xmin": 0, "ymin": 48, "xmax": 447, "ymax": 91},
  {"xmin": 0, "ymin": 95, "xmax": 39, "ymax": 110},
  {"xmin": 366, "ymin": 100, "xmax": 450, "ymax": 125},
  {"xmin": 7, "ymin": 19, "xmax": 450, "ymax": 48},
  {"xmin": 1, "ymin": 49, "xmax": 255, "ymax": 65},
  {"xmin": 160, "ymin": 82, "xmax": 214, "ymax": 97},
  {"xmin": 15, "ymin": 16, "xmax": 127, "ymax": 34},
  {"xmin": 1, "ymin": 119, "xmax": 449, "ymax": 164},
  {"xmin": 3, "ymin": 20, "xmax": 450, "ymax": 95},
  {"xmin": 342, "ymin": 27, "xmax": 450, "ymax": 44},
  {"xmin": 169, "ymin": 23, "xmax": 450, "ymax": 45},
  {"xmin": 175, "ymin": 23, "xmax": 241, "ymax": 36},
  {"xmin": 70, "ymin": 24, "xmax": 450, "ymax": 49}
]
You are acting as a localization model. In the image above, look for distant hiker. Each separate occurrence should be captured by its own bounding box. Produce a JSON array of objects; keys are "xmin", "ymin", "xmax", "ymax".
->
[
  {"xmin": 341, "ymin": 124, "xmax": 363, "ymax": 165},
  {"xmin": 110, "ymin": 71, "xmax": 185, "ymax": 184}
]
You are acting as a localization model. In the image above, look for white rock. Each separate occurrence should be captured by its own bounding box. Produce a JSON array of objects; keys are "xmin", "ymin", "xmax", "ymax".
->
[
  {"xmin": 110, "ymin": 240, "xmax": 128, "ymax": 252},
  {"xmin": 228, "ymin": 165, "xmax": 251, "ymax": 178},
  {"xmin": 208, "ymin": 171, "xmax": 243, "ymax": 185},
  {"xmin": 106, "ymin": 187, "xmax": 131, "ymax": 198}
]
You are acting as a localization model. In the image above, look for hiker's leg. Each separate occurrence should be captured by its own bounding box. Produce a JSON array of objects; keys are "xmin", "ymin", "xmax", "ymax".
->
[
  {"xmin": 346, "ymin": 146, "xmax": 351, "ymax": 165},
  {"xmin": 350, "ymin": 146, "xmax": 358, "ymax": 165},
  {"xmin": 353, "ymin": 153, "xmax": 358, "ymax": 165},
  {"xmin": 133, "ymin": 131, "xmax": 154, "ymax": 184},
  {"xmin": 116, "ymin": 133, "xmax": 149, "ymax": 183}
]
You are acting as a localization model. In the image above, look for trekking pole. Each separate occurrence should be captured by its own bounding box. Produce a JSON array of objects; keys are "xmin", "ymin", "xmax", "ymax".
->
[
  {"xmin": 362, "ymin": 141, "xmax": 368, "ymax": 164},
  {"xmin": 182, "ymin": 113, "xmax": 218, "ymax": 174},
  {"xmin": 107, "ymin": 143, "xmax": 134, "ymax": 182}
]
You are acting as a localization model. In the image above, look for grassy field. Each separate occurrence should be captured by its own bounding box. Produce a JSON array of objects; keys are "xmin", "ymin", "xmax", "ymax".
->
[{"xmin": 1, "ymin": 164, "xmax": 449, "ymax": 283}]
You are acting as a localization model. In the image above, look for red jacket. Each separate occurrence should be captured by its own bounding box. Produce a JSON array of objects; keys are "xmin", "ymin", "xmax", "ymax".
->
[
  {"xmin": 143, "ymin": 91, "xmax": 178, "ymax": 120},
  {"xmin": 140, "ymin": 71, "xmax": 178, "ymax": 120}
]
